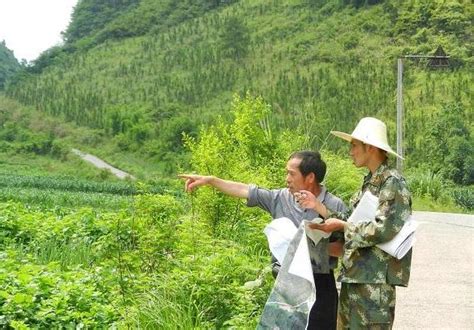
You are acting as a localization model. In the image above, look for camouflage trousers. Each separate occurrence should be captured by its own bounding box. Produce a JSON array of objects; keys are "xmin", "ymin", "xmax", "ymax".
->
[{"xmin": 337, "ymin": 282, "xmax": 396, "ymax": 330}]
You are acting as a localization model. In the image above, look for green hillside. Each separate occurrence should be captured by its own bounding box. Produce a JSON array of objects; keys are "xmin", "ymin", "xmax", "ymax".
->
[
  {"xmin": 2, "ymin": 0, "xmax": 473, "ymax": 183},
  {"xmin": 63, "ymin": 0, "xmax": 235, "ymax": 44},
  {"xmin": 0, "ymin": 41, "xmax": 21, "ymax": 89}
]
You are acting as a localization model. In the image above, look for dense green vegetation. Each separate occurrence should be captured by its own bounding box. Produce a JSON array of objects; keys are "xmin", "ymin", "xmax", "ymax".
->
[
  {"xmin": 0, "ymin": 0, "xmax": 472, "ymax": 327},
  {"xmin": 0, "ymin": 94, "xmax": 470, "ymax": 328},
  {"xmin": 0, "ymin": 96, "xmax": 361, "ymax": 327},
  {"xmin": 0, "ymin": 41, "xmax": 21, "ymax": 89},
  {"xmin": 30, "ymin": 0, "xmax": 238, "ymax": 73},
  {"xmin": 0, "ymin": 95, "xmax": 117, "ymax": 180},
  {"xmin": 64, "ymin": 0, "xmax": 236, "ymax": 45},
  {"xmin": 64, "ymin": 0, "xmax": 141, "ymax": 43},
  {"xmin": 5, "ymin": 0, "xmax": 472, "ymax": 186}
]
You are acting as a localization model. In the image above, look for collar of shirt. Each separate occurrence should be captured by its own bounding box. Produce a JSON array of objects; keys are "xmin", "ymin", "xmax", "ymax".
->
[
  {"xmin": 363, "ymin": 161, "xmax": 389, "ymax": 189},
  {"xmin": 318, "ymin": 185, "xmax": 328, "ymax": 203}
]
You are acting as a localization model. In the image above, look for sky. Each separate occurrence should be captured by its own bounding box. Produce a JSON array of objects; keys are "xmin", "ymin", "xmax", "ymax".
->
[{"xmin": 0, "ymin": 0, "xmax": 78, "ymax": 62}]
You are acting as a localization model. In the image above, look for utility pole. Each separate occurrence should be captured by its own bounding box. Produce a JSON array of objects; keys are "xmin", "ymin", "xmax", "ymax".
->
[
  {"xmin": 396, "ymin": 48, "xmax": 449, "ymax": 172},
  {"xmin": 397, "ymin": 58, "xmax": 403, "ymax": 172}
]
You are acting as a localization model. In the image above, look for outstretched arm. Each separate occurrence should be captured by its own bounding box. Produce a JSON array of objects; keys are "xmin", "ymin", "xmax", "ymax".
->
[{"xmin": 178, "ymin": 174, "xmax": 250, "ymax": 198}]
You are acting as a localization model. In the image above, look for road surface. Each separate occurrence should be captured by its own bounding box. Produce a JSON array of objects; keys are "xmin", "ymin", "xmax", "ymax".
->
[
  {"xmin": 394, "ymin": 211, "xmax": 473, "ymax": 329},
  {"xmin": 71, "ymin": 148, "xmax": 135, "ymax": 180}
]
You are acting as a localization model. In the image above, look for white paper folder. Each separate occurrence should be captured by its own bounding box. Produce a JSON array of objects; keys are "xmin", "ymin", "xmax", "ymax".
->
[{"xmin": 349, "ymin": 190, "xmax": 417, "ymax": 259}]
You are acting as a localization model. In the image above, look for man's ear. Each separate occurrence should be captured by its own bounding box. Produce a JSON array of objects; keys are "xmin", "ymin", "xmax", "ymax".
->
[
  {"xmin": 367, "ymin": 144, "xmax": 384, "ymax": 157},
  {"xmin": 367, "ymin": 144, "xmax": 377, "ymax": 154},
  {"xmin": 306, "ymin": 172, "xmax": 316, "ymax": 184}
]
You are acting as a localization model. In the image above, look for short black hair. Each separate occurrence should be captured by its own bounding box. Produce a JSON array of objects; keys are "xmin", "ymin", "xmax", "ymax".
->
[{"xmin": 289, "ymin": 150, "xmax": 327, "ymax": 183}]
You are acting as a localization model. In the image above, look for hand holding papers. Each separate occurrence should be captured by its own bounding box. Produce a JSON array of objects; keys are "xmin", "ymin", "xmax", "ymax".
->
[
  {"xmin": 350, "ymin": 191, "xmax": 417, "ymax": 259},
  {"xmin": 263, "ymin": 217, "xmax": 330, "ymax": 267},
  {"xmin": 303, "ymin": 218, "xmax": 330, "ymax": 246}
]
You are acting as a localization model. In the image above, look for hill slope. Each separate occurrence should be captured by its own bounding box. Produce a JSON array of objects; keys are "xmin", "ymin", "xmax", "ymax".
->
[
  {"xmin": 0, "ymin": 41, "xmax": 21, "ymax": 89},
  {"xmin": 3, "ymin": 0, "xmax": 473, "ymax": 183}
]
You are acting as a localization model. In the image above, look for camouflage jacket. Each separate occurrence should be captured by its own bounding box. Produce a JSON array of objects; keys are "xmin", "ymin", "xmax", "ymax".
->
[{"xmin": 329, "ymin": 162, "xmax": 412, "ymax": 286}]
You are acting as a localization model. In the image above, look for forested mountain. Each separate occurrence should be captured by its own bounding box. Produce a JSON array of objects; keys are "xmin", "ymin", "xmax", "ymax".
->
[
  {"xmin": 3, "ymin": 0, "xmax": 473, "ymax": 184},
  {"xmin": 63, "ymin": 0, "xmax": 141, "ymax": 43},
  {"xmin": 0, "ymin": 41, "xmax": 21, "ymax": 89},
  {"xmin": 64, "ymin": 0, "xmax": 236, "ymax": 44},
  {"xmin": 30, "ymin": 0, "xmax": 237, "ymax": 73}
]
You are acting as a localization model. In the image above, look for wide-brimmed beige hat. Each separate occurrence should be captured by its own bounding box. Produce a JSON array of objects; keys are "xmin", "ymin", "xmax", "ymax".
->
[{"xmin": 331, "ymin": 117, "xmax": 403, "ymax": 159}]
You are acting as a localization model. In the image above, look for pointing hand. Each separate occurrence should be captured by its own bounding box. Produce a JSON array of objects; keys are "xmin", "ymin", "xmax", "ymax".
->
[{"xmin": 178, "ymin": 174, "xmax": 211, "ymax": 192}]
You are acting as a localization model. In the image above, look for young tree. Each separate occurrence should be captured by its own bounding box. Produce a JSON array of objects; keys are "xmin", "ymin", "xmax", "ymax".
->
[{"xmin": 219, "ymin": 16, "xmax": 250, "ymax": 59}]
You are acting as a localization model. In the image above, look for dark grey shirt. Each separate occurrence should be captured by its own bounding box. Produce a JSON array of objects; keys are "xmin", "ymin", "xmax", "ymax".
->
[{"xmin": 247, "ymin": 185, "xmax": 348, "ymax": 273}]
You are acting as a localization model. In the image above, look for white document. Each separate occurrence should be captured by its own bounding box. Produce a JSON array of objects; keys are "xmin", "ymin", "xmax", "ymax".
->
[
  {"xmin": 263, "ymin": 217, "xmax": 298, "ymax": 265},
  {"xmin": 348, "ymin": 190, "xmax": 379, "ymax": 223},
  {"xmin": 287, "ymin": 226, "xmax": 314, "ymax": 283},
  {"xmin": 377, "ymin": 217, "xmax": 418, "ymax": 259},
  {"xmin": 261, "ymin": 217, "xmax": 320, "ymax": 329},
  {"xmin": 349, "ymin": 191, "xmax": 417, "ymax": 259},
  {"xmin": 263, "ymin": 217, "xmax": 330, "ymax": 269},
  {"xmin": 303, "ymin": 218, "xmax": 330, "ymax": 246}
]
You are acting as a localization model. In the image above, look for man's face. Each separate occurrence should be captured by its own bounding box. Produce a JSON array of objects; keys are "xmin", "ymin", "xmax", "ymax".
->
[
  {"xmin": 286, "ymin": 157, "xmax": 311, "ymax": 194},
  {"xmin": 350, "ymin": 139, "xmax": 369, "ymax": 167}
]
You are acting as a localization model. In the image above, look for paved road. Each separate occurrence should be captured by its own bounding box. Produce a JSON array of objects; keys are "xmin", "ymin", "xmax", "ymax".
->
[
  {"xmin": 71, "ymin": 148, "xmax": 135, "ymax": 180},
  {"xmin": 394, "ymin": 211, "xmax": 474, "ymax": 329}
]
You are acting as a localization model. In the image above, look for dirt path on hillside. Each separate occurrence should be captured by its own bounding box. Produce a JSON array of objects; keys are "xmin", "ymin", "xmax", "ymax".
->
[{"xmin": 71, "ymin": 148, "xmax": 135, "ymax": 180}]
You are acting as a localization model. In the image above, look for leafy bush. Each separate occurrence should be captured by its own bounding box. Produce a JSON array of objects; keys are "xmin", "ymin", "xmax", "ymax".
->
[
  {"xmin": 125, "ymin": 214, "xmax": 272, "ymax": 328},
  {"xmin": 406, "ymin": 167, "xmax": 445, "ymax": 201},
  {"xmin": 132, "ymin": 194, "xmax": 183, "ymax": 272},
  {"xmin": 184, "ymin": 94, "xmax": 301, "ymax": 241},
  {"xmin": 423, "ymin": 102, "xmax": 472, "ymax": 185},
  {"xmin": 451, "ymin": 186, "xmax": 474, "ymax": 211},
  {"xmin": 0, "ymin": 250, "xmax": 120, "ymax": 328},
  {"xmin": 323, "ymin": 151, "xmax": 364, "ymax": 203}
]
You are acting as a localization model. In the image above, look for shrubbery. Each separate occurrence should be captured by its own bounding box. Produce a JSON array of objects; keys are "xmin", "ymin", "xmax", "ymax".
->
[
  {"xmin": 133, "ymin": 94, "xmax": 361, "ymax": 327},
  {"xmin": 451, "ymin": 187, "xmax": 474, "ymax": 211}
]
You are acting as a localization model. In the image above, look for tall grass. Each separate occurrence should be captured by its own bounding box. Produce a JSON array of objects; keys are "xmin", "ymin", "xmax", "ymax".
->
[
  {"xmin": 406, "ymin": 168, "xmax": 445, "ymax": 201},
  {"xmin": 128, "ymin": 284, "xmax": 207, "ymax": 329},
  {"xmin": 34, "ymin": 239, "xmax": 95, "ymax": 270}
]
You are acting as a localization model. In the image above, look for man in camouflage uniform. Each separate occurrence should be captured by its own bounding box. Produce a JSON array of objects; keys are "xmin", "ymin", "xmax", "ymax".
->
[{"xmin": 307, "ymin": 117, "xmax": 412, "ymax": 329}]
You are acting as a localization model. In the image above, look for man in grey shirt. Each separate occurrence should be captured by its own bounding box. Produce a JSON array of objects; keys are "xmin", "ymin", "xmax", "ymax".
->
[{"xmin": 180, "ymin": 150, "xmax": 347, "ymax": 330}]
